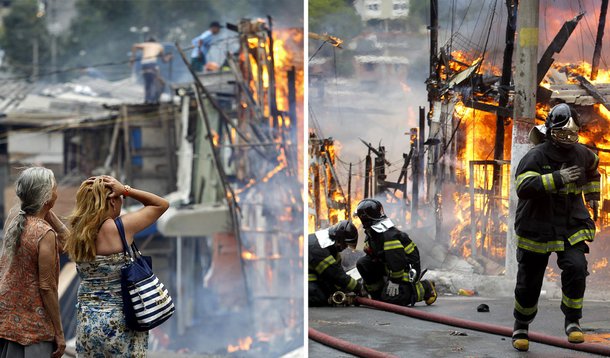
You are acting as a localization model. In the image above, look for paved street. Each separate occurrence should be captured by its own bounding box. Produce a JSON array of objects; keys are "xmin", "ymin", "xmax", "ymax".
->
[{"xmin": 309, "ymin": 296, "xmax": 610, "ymax": 357}]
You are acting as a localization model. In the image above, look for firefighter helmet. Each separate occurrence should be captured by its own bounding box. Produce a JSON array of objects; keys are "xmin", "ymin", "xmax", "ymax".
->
[
  {"xmin": 328, "ymin": 220, "xmax": 358, "ymax": 244},
  {"xmin": 354, "ymin": 199, "xmax": 387, "ymax": 228},
  {"xmin": 545, "ymin": 103, "xmax": 580, "ymax": 144}
]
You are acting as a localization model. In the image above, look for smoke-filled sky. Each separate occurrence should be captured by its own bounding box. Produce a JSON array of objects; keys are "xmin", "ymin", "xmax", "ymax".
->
[{"xmin": 309, "ymin": 0, "xmax": 610, "ymax": 189}]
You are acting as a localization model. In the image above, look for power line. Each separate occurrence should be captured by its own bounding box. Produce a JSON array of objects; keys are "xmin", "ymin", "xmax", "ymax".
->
[
  {"xmin": 455, "ymin": 0, "xmax": 474, "ymax": 36},
  {"xmin": 308, "ymin": 41, "xmax": 327, "ymax": 61},
  {"xmin": 0, "ymin": 37, "xmax": 239, "ymax": 84}
]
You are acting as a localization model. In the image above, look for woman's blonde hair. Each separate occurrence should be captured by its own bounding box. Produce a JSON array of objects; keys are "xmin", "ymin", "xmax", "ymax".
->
[{"xmin": 65, "ymin": 178, "xmax": 113, "ymax": 262}]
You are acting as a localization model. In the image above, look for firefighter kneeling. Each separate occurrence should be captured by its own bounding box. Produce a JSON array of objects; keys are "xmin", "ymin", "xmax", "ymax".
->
[
  {"xmin": 355, "ymin": 199, "xmax": 437, "ymax": 306},
  {"xmin": 308, "ymin": 220, "xmax": 363, "ymax": 306}
]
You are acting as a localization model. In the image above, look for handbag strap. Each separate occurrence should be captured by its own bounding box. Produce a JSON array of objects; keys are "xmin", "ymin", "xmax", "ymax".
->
[
  {"xmin": 114, "ymin": 217, "xmax": 134, "ymax": 259},
  {"xmin": 114, "ymin": 217, "xmax": 143, "ymax": 259}
]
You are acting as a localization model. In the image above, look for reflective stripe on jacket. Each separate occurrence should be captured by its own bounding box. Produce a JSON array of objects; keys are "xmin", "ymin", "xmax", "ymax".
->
[
  {"xmin": 364, "ymin": 227, "xmax": 421, "ymax": 284},
  {"xmin": 308, "ymin": 234, "xmax": 357, "ymax": 291},
  {"xmin": 514, "ymin": 142, "xmax": 599, "ymax": 253}
]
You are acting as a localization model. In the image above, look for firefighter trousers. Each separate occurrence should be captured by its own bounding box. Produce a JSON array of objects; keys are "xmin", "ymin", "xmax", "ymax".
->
[
  {"xmin": 308, "ymin": 280, "xmax": 333, "ymax": 306},
  {"xmin": 356, "ymin": 255, "xmax": 433, "ymax": 306},
  {"xmin": 514, "ymin": 241, "xmax": 589, "ymax": 323}
]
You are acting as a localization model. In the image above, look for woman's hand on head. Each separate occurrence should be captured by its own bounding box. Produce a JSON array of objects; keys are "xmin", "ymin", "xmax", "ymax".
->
[
  {"xmin": 102, "ymin": 176, "xmax": 125, "ymax": 198},
  {"xmin": 86, "ymin": 175, "xmax": 125, "ymax": 198}
]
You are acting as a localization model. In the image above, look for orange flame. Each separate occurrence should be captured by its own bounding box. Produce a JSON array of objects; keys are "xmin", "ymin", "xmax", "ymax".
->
[
  {"xmin": 227, "ymin": 336, "xmax": 253, "ymax": 353},
  {"xmin": 449, "ymin": 101, "xmax": 511, "ymax": 260},
  {"xmin": 242, "ymin": 250, "xmax": 257, "ymax": 260},
  {"xmin": 591, "ymin": 258, "xmax": 608, "ymax": 274},
  {"xmin": 448, "ymin": 49, "xmax": 610, "ymax": 263}
]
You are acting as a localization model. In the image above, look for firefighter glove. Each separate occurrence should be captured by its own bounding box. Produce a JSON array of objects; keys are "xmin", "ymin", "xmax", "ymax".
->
[
  {"xmin": 385, "ymin": 281, "xmax": 400, "ymax": 297},
  {"xmin": 558, "ymin": 165, "xmax": 582, "ymax": 184}
]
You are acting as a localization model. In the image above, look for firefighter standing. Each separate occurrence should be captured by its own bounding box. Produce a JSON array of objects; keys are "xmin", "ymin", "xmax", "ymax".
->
[
  {"xmin": 355, "ymin": 199, "xmax": 437, "ymax": 306},
  {"xmin": 512, "ymin": 103, "xmax": 600, "ymax": 351},
  {"xmin": 308, "ymin": 220, "xmax": 362, "ymax": 306}
]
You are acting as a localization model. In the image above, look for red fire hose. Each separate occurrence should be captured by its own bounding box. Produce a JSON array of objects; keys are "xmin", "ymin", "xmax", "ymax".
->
[
  {"xmin": 309, "ymin": 327, "xmax": 398, "ymax": 358},
  {"xmin": 355, "ymin": 297, "xmax": 610, "ymax": 356}
]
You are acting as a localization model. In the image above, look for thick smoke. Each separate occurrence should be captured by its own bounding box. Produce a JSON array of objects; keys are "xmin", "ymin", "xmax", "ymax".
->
[
  {"xmin": 311, "ymin": 1, "xmax": 610, "ymax": 298},
  {"xmin": 310, "ymin": 0, "xmax": 610, "ymax": 214}
]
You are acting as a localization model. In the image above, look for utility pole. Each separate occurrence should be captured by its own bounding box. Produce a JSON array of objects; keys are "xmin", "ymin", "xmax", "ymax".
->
[
  {"xmin": 418, "ymin": 106, "xmax": 425, "ymax": 196},
  {"xmin": 591, "ymin": 0, "xmax": 608, "ymax": 80},
  {"xmin": 347, "ymin": 163, "xmax": 352, "ymax": 219},
  {"xmin": 0, "ymin": 122, "xmax": 6, "ymax": 230},
  {"xmin": 364, "ymin": 149, "xmax": 372, "ymax": 198},
  {"xmin": 428, "ymin": 0, "xmax": 438, "ymax": 103},
  {"xmin": 426, "ymin": 0, "xmax": 444, "ymax": 242},
  {"xmin": 492, "ymin": 0, "xmax": 518, "ymax": 254},
  {"xmin": 506, "ymin": 0, "xmax": 539, "ymax": 276},
  {"xmin": 494, "ymin": 0, "xmax": 517, "ymax": 173},
  {"xmin": 411, "ymin": 128, "xmax": 420, "ymax": 226}
]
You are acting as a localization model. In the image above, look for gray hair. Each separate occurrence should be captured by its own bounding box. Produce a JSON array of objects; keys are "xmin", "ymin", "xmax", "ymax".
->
[{"xmin": 1, "ymin": 167, "xmax": 56, "ymax": 260}]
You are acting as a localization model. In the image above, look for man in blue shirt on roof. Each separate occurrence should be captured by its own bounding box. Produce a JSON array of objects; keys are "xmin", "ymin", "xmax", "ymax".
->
[{"xmin": 190, "ymin": 21, "xmax": 222, "ymax": 73}]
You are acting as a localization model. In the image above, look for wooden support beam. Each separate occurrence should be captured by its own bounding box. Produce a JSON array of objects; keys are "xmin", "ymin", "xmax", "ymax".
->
[
  {"xmin": 174, "ymin": 42, "xmax": 272, "ymax": 161},
  {"xmin": 575, "ymin": 75, "xmax": 610, "ymax": 112},
  {"xmin": 592, "ymin": 0, "xmax": 609, "ymax": 80},
  {"xmin": 463, "ymin": 100, "xmax": 512, "ymax": 117},
  {"xmin": 537, "ymin": 13, "xmax": 584, "ymax": 85}
]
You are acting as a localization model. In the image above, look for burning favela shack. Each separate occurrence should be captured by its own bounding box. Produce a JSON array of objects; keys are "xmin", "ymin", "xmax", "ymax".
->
[
  {"xmin": 1, "ymin": 15, "xmax": 303, "ymax": 356},
  {"xmin": 308, "ymin": 0, "xmax": 610, "ymax": 301}
]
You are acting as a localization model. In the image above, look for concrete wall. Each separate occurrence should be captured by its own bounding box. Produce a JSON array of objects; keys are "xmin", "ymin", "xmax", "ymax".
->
[
  {"xmin": 355, "ymin": 0, "xmax": 410, "ymax": 21},
  {"xmin": 8, "ymin": 130, "xmax": 63, "ymax": 165},
  {"xmin": 4, "ymin": 185, "xmax": 78, "ymax": 221}
]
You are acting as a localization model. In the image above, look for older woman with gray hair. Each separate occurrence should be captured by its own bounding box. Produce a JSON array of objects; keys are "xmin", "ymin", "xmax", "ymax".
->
[{"xmin": 0, "ymin": 167, "xmax": 68, "ymax": 358}]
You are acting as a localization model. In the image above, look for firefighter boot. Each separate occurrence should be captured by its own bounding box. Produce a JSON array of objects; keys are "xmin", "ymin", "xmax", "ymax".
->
[
  {"xmin": 565, "ymin": 319, "xmax": 584, "ymax": 343},
  {"xmin": 512, "ymin": 320, "xmax": 529, "ymax": 352},
  {"xmin": 423, "ymin": 280, "xmax": 437, "ymax": 305}
]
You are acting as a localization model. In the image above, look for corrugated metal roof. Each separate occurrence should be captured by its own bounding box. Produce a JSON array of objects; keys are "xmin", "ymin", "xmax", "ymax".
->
[{"xmin": 0, "ymin": 76, "xmax": 144, "ymax": 126}]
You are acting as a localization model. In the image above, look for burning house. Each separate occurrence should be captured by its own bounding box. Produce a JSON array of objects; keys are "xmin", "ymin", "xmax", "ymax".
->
[
  {"xmin": 153, "ymin": 17, "xmax": 304, "ymax": 355},
  {"xmin": 308, "ymin": 0, "xmax": 609, "ymax": 296},
  {"xmin": 1, "ymin": 16, "xmax": 303, "ymax": 356}
]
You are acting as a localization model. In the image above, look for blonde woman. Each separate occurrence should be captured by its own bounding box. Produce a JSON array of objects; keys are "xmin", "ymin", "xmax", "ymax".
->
[
  {"xmin": 65, "ymin": 175, "xmax": 169, "ymax": 357},
  {"xmin": 0, "ymin": 167, "xmax": 68, "ymax": 358}
]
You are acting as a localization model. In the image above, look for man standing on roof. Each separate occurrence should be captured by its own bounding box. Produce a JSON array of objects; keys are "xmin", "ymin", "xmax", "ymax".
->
[
  {"xmin": 190, "ymin": 21, "xmax": 222, "ymax": 73},
  {"xmin": 355, "ymin": 199, "xmax": 437, "ymax": 307},
  {"xmin": 130, "ymin": 37, "xmax": 172, "ymax": 104},
  {"xmin": 511, "ymin": 103, "xmax": 600, "ymax": 352},
  {"xmin": 308, "ymin": 220, "xmax": 363, "ymax": 306}
]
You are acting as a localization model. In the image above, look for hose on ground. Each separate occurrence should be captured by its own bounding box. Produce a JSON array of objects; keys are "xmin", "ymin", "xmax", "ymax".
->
[
  {"xmin": 355, "ymin": 297, "xmax": 610, "ymax": 356},
  {"xmin": 308, "ymin": 327, "xmax": 398, "ymax": 358}
]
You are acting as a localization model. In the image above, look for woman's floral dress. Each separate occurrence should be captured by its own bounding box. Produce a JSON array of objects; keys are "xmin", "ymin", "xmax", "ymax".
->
[{"xmin": 75, "ymin": 253, "xmax": 148, "ymax": 357}]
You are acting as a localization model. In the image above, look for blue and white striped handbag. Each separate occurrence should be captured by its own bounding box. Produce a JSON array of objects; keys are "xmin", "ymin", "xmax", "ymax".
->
[{"xmin": 115, "ymin": 217, "xmax": 175, "ymax": 331}]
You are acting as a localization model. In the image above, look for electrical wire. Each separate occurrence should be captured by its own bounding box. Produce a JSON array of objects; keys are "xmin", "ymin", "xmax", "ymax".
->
[
  {"xmin": 332, "ymin": 47, "xmax": 345, "ymax": 125},
  {"xmin": 308, "ymin": 41, "xmax": 327, "ymax": 62},
  {"xmin": 0, "ymin": 37, "xmax": 239, "ymax": 84},
  {"xmin": 308, "ymin": 104, "xmax": 324, "ymax": 139},
  {"xmin": 455, "ymin": 0, "xmax": 474, "ymax": 36}
]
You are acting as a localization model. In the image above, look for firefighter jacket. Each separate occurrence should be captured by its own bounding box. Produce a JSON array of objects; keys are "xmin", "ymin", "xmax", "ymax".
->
[
  {"xmin": 515, "ymin": 141, "xmax": 600, "ymax": 253},
  {"xmin": 363, "ymin": 219, "xmax": 421, "ymax": 284},
  {"xmin": 308, "ymin": 232, "xmax": 358, "ymax": 292}
]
